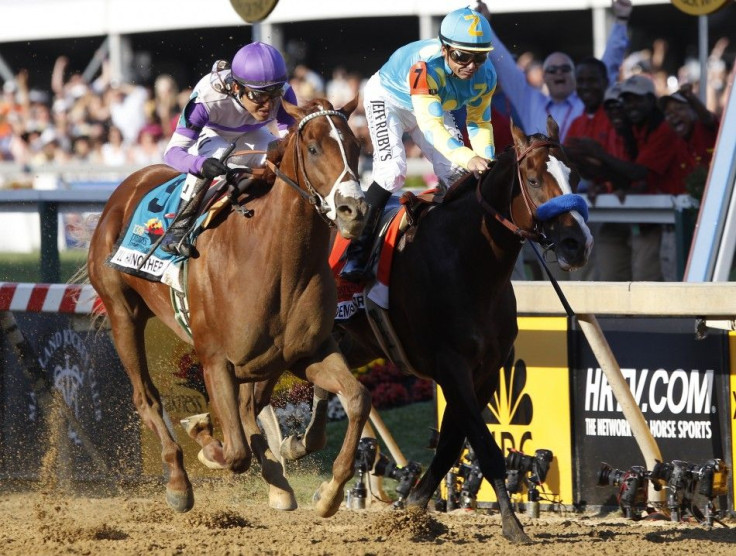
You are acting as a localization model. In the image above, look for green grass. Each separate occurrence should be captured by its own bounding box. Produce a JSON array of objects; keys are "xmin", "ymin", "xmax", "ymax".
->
[
  {"xmin": 0, "ymin": 250, "xmax": 89, "ymax": 283},
  {"xmin": 285, "ymin": 401, "xmax": 437, "ymax": 504}
]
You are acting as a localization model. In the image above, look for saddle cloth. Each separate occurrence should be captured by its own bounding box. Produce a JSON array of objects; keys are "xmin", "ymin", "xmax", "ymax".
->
[
  {"xmin": 329, "ymin": 196, "xmax": 406, "ymax": 321},
  {"xmin": 107, "ymin": 174, "xmax": 229, "ymax": 292}
]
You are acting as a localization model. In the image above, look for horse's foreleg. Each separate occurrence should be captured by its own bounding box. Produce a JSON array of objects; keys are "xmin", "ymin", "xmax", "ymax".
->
[
  {"xmin": 293, "ymin": 341, "xmax": 370, "ymax": 518},
  {"xmin": 280, "ymin": 385, "xmax": 329, "ymax": 460},
  {"xmin": 437, "ymin": 356, "xmax": 531, "ymax": 545},
  {"xmin": 199, "ymin": 355, "xmax": 251, "ymax": 473},
  {"xmin": 239, "ymin": 382, "xmax": 297, "ymax": 511},
  {"xmin": 405, "ymin": 405, "xmax": 466, "ymax": 510},
  {"xmin": 107, "ymin": 309, "xmax": 193, "ymax": 512}
]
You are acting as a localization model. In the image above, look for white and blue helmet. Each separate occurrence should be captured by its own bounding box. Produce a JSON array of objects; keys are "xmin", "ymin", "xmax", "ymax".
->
[{"xmin": 439, "ymin": 7, "xmax": 493, "ymax": 52}]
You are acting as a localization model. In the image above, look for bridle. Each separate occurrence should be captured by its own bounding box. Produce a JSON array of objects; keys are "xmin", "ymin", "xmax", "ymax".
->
[
  {"xmin": 475, "ymin": 139, "xmax": 559, "ymax": 244},
  {"xmin": 265, "ymin": 107, "xmax": 358, "ymax": 226}
]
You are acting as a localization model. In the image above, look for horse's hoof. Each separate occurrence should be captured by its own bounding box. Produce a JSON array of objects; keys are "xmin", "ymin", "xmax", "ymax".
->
[
  {"xmin": 312, "ymin": 481, "xmax": 342, "ymax": 518},
  {"xmin": 503, "ymin": 529, "xmax": 533, "ymax": 545},
  {"xmin": 165, "ymin": 487, "xmax": 194, "ymax": 513},
  {"xmin": 269, "ymin": 486, "xmax": 298, "ymax": 511},
  {"xmin": 197, "ymin": 448, "xmax": 228, "ymax": 470},
  {"xmin": 280, "ymin": 435, "xmax": 308, "ymax": 461},
  {"xmin": 502, "ymin": 515, "xmax": 533, "ymax": 544}
]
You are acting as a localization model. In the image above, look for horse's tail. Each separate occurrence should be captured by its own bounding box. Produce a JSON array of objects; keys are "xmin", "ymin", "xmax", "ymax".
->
[
  {"xmin": 66, "ymin": 264, "xmax": 109, "ymax": 333},
  {"xmin": 65, "ymin": 213, "xmax": 110, "ymax": 332},
  {"xmin": 67, "ymin": 264, "xmax": 89, "ymax": 286}
]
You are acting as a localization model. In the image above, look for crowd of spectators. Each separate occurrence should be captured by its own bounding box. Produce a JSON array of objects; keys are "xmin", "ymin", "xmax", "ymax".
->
[
  {"xmin": 0, "ymin": 6, "xmax": 732, "ymax": 280},
  {"xmin": 0, "ymin": 33, "xmax": 730, "ymax": 178}
]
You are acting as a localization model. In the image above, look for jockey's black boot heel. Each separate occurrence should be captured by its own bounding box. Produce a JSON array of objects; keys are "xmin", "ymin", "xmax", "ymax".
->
[
  {"xmin": 161, "ymin": 200, "xmax": 197, "ymax": 257},
  {"xmin": 340, "ymin": 181, "xmax": 392, "ymax": 283},
  {"xmin": 162, "ymin": 177, "xmax": 211, "ymax": 257},
  {"xmin": 161, "ymin": 197, "xmax": 200, "ymax": 257}
]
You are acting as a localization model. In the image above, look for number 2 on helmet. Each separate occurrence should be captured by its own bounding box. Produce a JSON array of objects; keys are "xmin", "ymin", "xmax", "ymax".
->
[{"xmin": 465, "ymin": 14, "xmax": 483, "ymax": 37}]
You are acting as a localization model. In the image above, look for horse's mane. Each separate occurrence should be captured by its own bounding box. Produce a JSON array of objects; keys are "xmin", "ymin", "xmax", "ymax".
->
[
  {"xmin": 443, "ymin": 146, "xmax": 516, "ymax": 204},
  {"xmin": 286, "ymin": 99, "xmax": 335, "ymax": 134},
  {"xmin": 268, "ymin": 99, "xmax": 337, "ymax": 166}
]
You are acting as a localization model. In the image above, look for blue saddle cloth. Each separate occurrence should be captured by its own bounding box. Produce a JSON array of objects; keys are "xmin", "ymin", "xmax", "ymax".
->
[{"xmin": 107, "ymin": 174, "xmax": 192, "ymax": 285}]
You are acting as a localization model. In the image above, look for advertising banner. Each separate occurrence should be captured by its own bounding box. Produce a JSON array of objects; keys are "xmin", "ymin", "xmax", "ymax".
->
[
  {"xmin": 571, "ymin": 318, "xmax": 732, "ymax": 509},
  {"xmin": 437, "ymin": 317, "xmax": 572, "ymax": 507},
  {"xmin": 1, "ymin": 313, "xmax": 139, "ymax": 480}
]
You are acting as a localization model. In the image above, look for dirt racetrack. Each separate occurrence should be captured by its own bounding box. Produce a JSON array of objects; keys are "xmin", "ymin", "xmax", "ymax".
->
[{"xmin": 2, "ymin": 476, "xmax": 735, "ymax": 556}]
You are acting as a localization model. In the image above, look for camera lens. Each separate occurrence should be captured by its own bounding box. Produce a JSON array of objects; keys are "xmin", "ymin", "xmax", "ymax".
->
[
  {"xmin": 506, "ymin": 449, "xmax": 533, "ymax": 473},
  {"xmin": 597, "ymin": 463, "xmax": 626, "ymax": 486},
  {"xmin": 355, "ymin": 438, "xmax": 378, "ymax": 473}
]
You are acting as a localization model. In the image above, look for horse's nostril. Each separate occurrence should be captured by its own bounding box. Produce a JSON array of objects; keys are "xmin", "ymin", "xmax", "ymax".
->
[
  {"xmin": 337, "ymin": 204, "xmax": 356, "ymax": 220},
  {"xmin": 561, "ymin": 238, "xmax": 579, "ymax": 251}
]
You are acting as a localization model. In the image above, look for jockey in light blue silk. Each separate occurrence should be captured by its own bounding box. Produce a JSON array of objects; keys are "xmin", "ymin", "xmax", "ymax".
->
[{"xmin": 341, "ymin": 6, "xmax": 497, "ymax": 282}]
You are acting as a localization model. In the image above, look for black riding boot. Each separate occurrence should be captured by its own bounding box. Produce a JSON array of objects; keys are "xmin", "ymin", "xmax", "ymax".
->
[
  {"xmin": 161, "ymin": 181, "xmax": 208, "ymax": 257},
  {"xmin": 340, "ymin": 181, "xmax": 392, "ymax": 282}
]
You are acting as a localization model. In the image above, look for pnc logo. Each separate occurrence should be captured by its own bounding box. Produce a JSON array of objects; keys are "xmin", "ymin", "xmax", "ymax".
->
[{"xmin": 485, "ymin": 358, "xmax": 534, "ymax": 453}]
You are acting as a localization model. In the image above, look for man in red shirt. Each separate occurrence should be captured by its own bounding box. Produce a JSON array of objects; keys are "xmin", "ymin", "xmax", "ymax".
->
[
  {"xmin": 566, "ymin": 58, "xmax": 613, "ymax": 151},
  {"xmin": 621, "ymin": 76, "xmax": 694, "ymax": 195},
  {"xmin": 576, "ymin": 75, "xmax": 694, "ymax": 281},
  {"xmin": 660, "ymin": 85, "xmax": 719, "ymax": 168},
  {"xmin": 565, "ymin": 58, "xmax": 622, "ymax": 193},
  {"xmin": 563, "ymin": 57, "xmax": 613, "ymax": 281}
]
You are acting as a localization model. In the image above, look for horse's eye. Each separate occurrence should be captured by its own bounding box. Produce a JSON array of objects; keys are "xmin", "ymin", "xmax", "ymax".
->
[
  {"xmin": 308, "ymin": 145, "xmax": 319, "ymax": 155},
  {"xmin": 528, "ymin": 178, "xmax": 540, "ymax": 188}
]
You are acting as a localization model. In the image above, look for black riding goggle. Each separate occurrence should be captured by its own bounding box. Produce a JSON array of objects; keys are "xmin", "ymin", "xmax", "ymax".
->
[
  {"xmin": 239, "ymin": 83, "xmax": 284, "ymax": 104},
  {"xmin": 448, "ymin": 48, "xmax": 488, "ymax": 66}
]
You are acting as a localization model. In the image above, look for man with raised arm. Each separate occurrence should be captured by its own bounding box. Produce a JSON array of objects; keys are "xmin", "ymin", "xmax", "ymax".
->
[{"xmin": 475, "ymin": 0, "xmax": 632, "ymax": 142}]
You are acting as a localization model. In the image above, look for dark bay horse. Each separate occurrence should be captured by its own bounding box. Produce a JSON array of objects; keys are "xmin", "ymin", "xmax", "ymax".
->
[
  {"xmin": 279, "ymin": 117, "xmax": 592, "ymax": 543},
  {"xmin": 87, "ymin": 98, "xmax": 371, "ymax": 517}
]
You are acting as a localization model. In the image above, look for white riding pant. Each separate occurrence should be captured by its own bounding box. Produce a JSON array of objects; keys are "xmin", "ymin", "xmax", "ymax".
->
[
  {"xmin": 180, "ymin": 125, "xmax": 279, "ymax": 202},
  {"xmin": 363, "ymin": 73, "xmax": 466, "ymax": 193}
]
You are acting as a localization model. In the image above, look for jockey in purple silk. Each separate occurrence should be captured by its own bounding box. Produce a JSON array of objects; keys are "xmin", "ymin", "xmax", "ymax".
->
[{"xmin": 161, "ymin": 41, "xmax": 297, "ymax": 256}]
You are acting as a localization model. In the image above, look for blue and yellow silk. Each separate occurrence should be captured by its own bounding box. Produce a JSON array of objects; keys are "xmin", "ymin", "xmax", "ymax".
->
[{"xmin": 379, "ymin": 39, "xmax": 497, "ymax": 167}]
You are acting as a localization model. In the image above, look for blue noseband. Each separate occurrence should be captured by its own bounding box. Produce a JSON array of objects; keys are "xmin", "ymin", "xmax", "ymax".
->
[{"xmin": 536, "ymin": 193, "xmax": 589, "ymax": 222}]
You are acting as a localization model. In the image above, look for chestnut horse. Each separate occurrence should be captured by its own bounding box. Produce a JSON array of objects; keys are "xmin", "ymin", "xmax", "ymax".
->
[
  {"xmin": 279, "ymin": 118, "xmax": 593, "ymax": 543},
  {"xmin": 87, "ymin": 99, "xmax": 371, "ymax": 517}
]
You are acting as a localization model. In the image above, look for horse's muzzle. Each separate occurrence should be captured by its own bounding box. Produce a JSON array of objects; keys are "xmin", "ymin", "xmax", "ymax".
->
[
  {"xmin": 549, "ymin": 212, "xmax": 593, "ymax": 271},
  {"xmin": 334, "ymin": 184, "xmax": 368, "ymax": 240}
]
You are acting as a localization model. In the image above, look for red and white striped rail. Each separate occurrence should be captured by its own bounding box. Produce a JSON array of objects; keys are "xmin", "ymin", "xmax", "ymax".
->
[{"xmin": 0, "ymin": 282, "xmax": 103, "ymax": 314}]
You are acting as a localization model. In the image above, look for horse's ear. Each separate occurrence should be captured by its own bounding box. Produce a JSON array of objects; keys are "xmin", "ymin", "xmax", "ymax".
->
[
  {"xmin": 510, "ymin": 117, "xmax": 527, "ymax": 151},
  {"xmin": 281, "ymin": 98, "xmax": 306, "ymax": 120},
  {"xmin": 546, "ymin": 115, "xmax": 560, "ymax": 142},
  {"xmin": 339, "ymin": 94, "xmax": 360, "ymax": 119}
]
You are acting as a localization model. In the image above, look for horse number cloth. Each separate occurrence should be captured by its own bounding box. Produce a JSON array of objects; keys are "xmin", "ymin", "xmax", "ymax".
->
[{"xmin": 107, "ymin": 174, "xmax": 193, "ymax": 291}]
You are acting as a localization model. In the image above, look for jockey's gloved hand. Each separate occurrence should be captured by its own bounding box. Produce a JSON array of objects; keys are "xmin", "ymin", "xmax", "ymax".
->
[{"xmin": 201, "ymin": 158, "xmax": 229, "ymax": 179}]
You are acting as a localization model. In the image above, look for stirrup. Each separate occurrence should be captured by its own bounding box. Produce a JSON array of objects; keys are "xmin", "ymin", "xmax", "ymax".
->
[
  {"xmin": 161, "ymin": 240, "xmax": 192, "ymax": 257},
  {"xmin": 340, "ymin": 258, "xmax": 373, "ymax": 282},
  {"xmin": 161, "ymin": 233, "xmax": 193, "ymax": 257}
]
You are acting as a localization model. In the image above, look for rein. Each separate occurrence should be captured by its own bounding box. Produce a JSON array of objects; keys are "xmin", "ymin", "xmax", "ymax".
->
[
  {"xmin": 265, "ymin": 108, "xmax": 354, "ymax": 226},
  {"xmin": 475, "ymin": 140, "xmax": 557, "ymax": 243}
]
